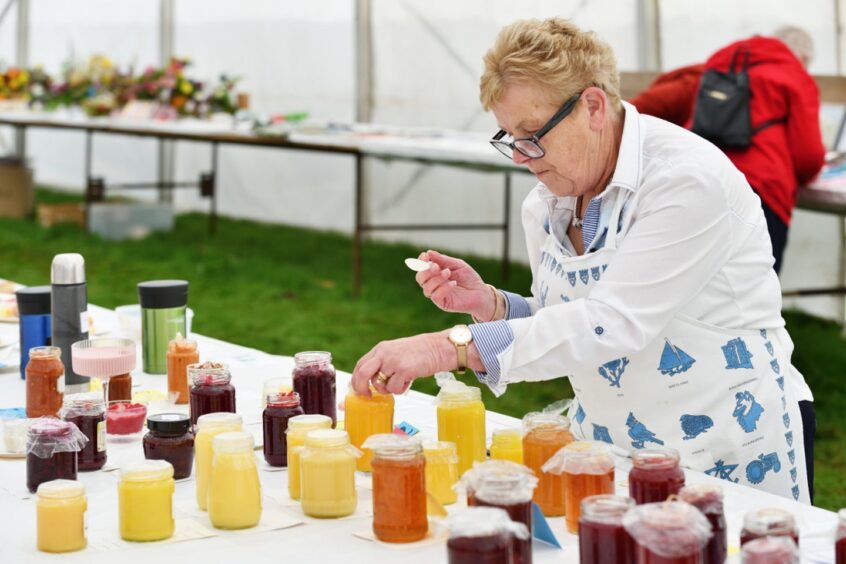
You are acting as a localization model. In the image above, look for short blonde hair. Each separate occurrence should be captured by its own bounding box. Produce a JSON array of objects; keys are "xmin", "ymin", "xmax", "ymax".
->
[
  {"xmin": 774, "ymin": 25, "xmax": 814, "ymax": 67},
  {"xmin": 480, "ymin": 18, "xmax": 621, "ymax": 111}
]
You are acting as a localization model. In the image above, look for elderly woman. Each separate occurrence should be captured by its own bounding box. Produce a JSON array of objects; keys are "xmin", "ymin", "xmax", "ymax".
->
[{"xmin": 351, "ymin": 18, "xmax": 813, "ymax": 504}]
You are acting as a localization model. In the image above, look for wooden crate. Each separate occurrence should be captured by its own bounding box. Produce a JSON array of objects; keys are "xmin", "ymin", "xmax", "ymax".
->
[{"xmin": 36, "ymin": 203, "xmax": 86, "ymax": 228}]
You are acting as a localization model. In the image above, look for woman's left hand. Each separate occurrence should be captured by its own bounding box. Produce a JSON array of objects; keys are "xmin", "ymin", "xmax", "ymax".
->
[{"xmin": 352, "ymin": 331, "xmax": 453, "ymax": 397}]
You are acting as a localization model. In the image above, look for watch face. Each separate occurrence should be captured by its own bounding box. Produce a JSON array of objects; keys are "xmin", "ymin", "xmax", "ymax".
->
[{"xmin": 450, "ymin": 325, "xmax": 472, "ymax": 344}]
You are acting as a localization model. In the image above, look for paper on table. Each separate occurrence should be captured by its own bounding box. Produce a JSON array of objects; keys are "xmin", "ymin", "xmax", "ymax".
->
[
  {"xmin": 87, "ymin": 518, "xmax": 217, "ymax": 552},
  {"xmin": 353, "ymin": 519, "xmax": 448, "ymax": 549},
  {"xmin": 253, "ymin": 506, "xmax": 304, "ymax": 533}
]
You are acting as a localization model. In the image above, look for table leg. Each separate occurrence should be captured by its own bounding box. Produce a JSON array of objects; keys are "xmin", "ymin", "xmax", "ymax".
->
[{"xmin": 210, "ymin": 142, "xmax": 219, "ymax": 235}]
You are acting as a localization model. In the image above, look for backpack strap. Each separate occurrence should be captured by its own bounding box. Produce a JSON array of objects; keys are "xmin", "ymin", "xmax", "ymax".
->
[
  {"xmin": 729, "ymin": 46, "xmax": 751, "ymax": 75},
  {"xmin": 752, "ymin": 117, "xmax": 787, "ymax": 134}
]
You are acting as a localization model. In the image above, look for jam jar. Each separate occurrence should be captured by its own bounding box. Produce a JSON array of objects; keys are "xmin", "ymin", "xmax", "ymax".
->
[
  {"xmin": 623, "ymin": 500, "xmax": 713, "ymax": 564},
  {"xmin": 447, "ymin": 506, "xmax": 530, "ymax": 564},
  {"xmin": 292, "ymin": 351, "xmax": 336, "ymax": 426},
  {"xmin": 579, "ymin": 495, "xmax": 636, "ymax": 564},
  {"xmin": 739, "ymin": 508, "xmax": 799, "ymax": 547},
  {"xmin": 679, "ymin": 484, "xmax": 727, "ymax": 564},
  {"xmin": 628, "ymin": 447, "xmax": 686, "ymax": 505},
  {"xmin": 742, "ymin": 536, "xmax": 799, "ymax": 564},
  {"xmin": 26, "ymin": 346, "xmax": 65, "ymax": 418},
  {"xmin": 143, "ymin": 413, "xmax": 194, "ymax": 479},
  {"xmin": 60, "ymin": 392, "xmax": 106, "ymax": 471},
  {"xmin": 188, "ymin": 362, "xmax": 236, "ymax": 426},
  {"xmin": 107, "ymin": 373, "xmax": 132, "ymax": 402},
  {"xmin": 26, "ymin": 418, "xmax": 88, "ymax": 493},
  {"xmin": 262, "ymin": 391, "xmax": 304, "ymax": 467}
]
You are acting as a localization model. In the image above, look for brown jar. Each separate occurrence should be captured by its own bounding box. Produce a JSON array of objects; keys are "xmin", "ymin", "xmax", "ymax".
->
[{"xmin": 26, "ymin": 347, "xmax": 65, "ymax": 418}]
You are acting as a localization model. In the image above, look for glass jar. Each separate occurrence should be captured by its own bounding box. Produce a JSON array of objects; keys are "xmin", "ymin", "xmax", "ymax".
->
[
  {"xmin": 194, "ymin": 412, "xmax": 243, "ymax": 511},
  {"xmin": 107, "ymin": 373, "xmax": 132, "ymax": 402},
  {"xmin": 542, "ymin": 440, "xmax": 615, "ymax": 534},
  {"xmin": 189, "ymin": 362, "xmax": 236, "ymax": 426},
  {"xmin": 292, "ymin": 351, "xmax": 337, "ymax": 426},
  {"xmin": 143, "ymin": 413, "xmax": 194, "ymax": 479},
  {"xmin": 742, "ymin": 536, "xmax": 799, "ymax": 564},
  {"xmin": 286, "ymin": 414, "xmax": 333, "ymax": 500},
  {"xmin": 628, "ymin": 447, "xmax": 686, "ymax": 505},
  {"xmin": 467, "ymin": 464, "xmax": 538, "ymax": 564},
  {"xmin": 106, "ymin": 401, "xmax": 148, "ymax": 438},
  {"xmin": 60, "ymin": 392, "xmax": 106, "ymax": 471},
  {"xmin": 447, "ymin": 507, "xmax": 529, "ymax": 564},
  {"xmin": 299, "ymin": 429, "xmax": 360, "ymax": 518},
  {"xmin": 623, "ymin": 500, "xmax": 713, "ymax": 564},
  {"xmin": 579, "ymin": 495, "xmax": 636, "ymax": 564},
  {"xmin": 490, "ymin": 428, "xmax": 523, "ymax": 464},
  {"xmin": 437, "ymin": 381, "xmax": 486, "ymax": 475},
  {"xmin": 167, "ymin": 334, "xmax": 198, "ymax": 404},
  {"xmin": 3, "ymin": 418, "xmax": 34, "ymax": 454},
  {"xmin": 262, "ymin": 391, "xmax": 304, "ymax": 467},
  {"xmin": 364, "ymin": 434, "xmax": 427, "ymax": 543},
  {"xmin": 26, "ymin": 346, "xmax": 64, "ymax": 418},
  {"xmin": 837, "ymin": 509, "xmax": 846, "ymax": 564},
  {"xmin": 522, "ymin": 412, "xmax": 574, "ymax": 516},
  {"xmin": 422, "ymin": 440, "xmax": 459, "ymax": 506},
  {"xmin": 261, "ymin": 376, "xmax": 293, "ymax": 410},
  {"xmin": 26, "ymin": 418, "xmax": 87, "ymax": 493},
  {"xmin": 118, "ymin": 460, "xmax": 175, "ymax": 541},
  {"xmin": 344, "ymin": 387, "xmax": 394, "ymax": 471},
  {"xmin": 36, "ymin": 479, "xmax": 87, "ymax": 553},
  {"xmin": 679, "ymin": 485, "xmax": 726, "ymax": 564},
  {"xmin": 209, "ymin": 431, "xmax": 262, "ymax": 529},
  {"xmin": 739, "ymin": 508, "xmax": 799, "ymax": 547}
]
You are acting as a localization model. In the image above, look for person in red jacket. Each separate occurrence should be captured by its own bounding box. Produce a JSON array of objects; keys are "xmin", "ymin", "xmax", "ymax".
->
[{"xmin": 631, "ymin": 27, "xmax": 826, "ymax": 274}]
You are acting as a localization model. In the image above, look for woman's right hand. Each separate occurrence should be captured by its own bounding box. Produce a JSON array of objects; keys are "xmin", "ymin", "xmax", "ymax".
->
[{"xmin": 415, "ymin": 250, "xmax": 495, "ymax": 320}]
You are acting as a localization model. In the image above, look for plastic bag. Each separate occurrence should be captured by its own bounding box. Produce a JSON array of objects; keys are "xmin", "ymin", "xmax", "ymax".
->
[
  {"xmin": 541, "ymin": 440, "xmax": 614, "ymax": 476},
  {"xmin": 449, "ymin": 506, "xmax": 530, "ymax": 540},
  {"xmin": 26, "ymin": 417, "xmax": 89, "ymax": 459},
  {"xmin": 622, "ymin": 501, "xmax": 712, "ymax": 559}
]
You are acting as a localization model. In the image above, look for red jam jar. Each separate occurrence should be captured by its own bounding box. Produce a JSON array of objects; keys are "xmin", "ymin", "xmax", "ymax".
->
[
  {"xmin": 143, "ymin": 413, "xmax": 194, "ymax": 479},
  {"xmin": 679, "ymin": 485, "xmax": 726, "ymax": 564},
  {"xmin": 188, "ymin": 362, "xmax": 236, "ymax": 426},
  {"xmin": 623, "ymin": 500, "xmax": 713, "ymax": 564},
  {"xmin": 292, "ymin": 351, "xmax": 336, "ymax": 426},
  {"xmin": 26, "ymin": 418, "xmax": 87, "ymax": 493},
  {"xmin": 61, "ymin": 393, "xmax": 106, "ymax": 471},
  {"xmin": 26, "ymin": 346, "xmax": 65, "ymax": 418},
  {"xmin": 741, "ymin": 536, "xmax": 798, "ymax": 563},
  {"xmin": 262, "ymin": 391, "xmax": 304, "ymax": 467},
  {"xmin": 579, "ymin": 495, "xmax": 636, "ymax": 564},
  {"xmin": 836, "ymin": 508, "xmax": 846, "ymax": 564},
  {"xmin": 739, "ymin": 508, "xmax": 799, "ymax": 547},
  {"xmin": 447, "ymin": 506, "xmax": 529, "ymax": 564},
  {"xmin": 628, "ymin": 447, "xmax": 685, "ymax": 505}
]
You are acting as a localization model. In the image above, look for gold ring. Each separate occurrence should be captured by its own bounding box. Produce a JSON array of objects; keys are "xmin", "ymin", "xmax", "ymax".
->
[{"xmin": 376, "ymin": 371, "xmax": 391, "ymax": 385}]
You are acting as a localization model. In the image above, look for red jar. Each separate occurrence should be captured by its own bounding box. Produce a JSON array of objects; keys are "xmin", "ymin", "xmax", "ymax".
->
[
  {"xmin": 262, "ymin": 392, "xmax": 304, "ymax": 467},
  {"xmin": 836, "ymin": 508, "xmax": 846, "ymax": 564},
  {"xmin": 679, "ymin": 485, "xmax": 726, "ymax": 564},
  {"xmin": 623, "ymin": 500, "xmax": 712, "ymax": 564},
  {"xmin": 143, "ymin": 413, "xmax": 194, "ymax": 479},
  {"xmin": 628, "ymin": 447, "xmax": 685, "ymax": 505},
  {"xmin": 447, "ymin": 507, "xmax": 529, "ymax": 564},
  {"xmin": 107, "ymin": 373, "xmax": 132, "ymax": 402},
  {"xmin": 741, "ymin": 536, "xmax": 798, "ymax": 563},
  {"xmin": 26, "ymin": 418, "xmax": 87, "ymax": 493},
  {"xmin": 292, "ymin": 352, "xmax": 336, "ymax": 426},
  {"xmin": 579, "ymin": 495, "xmax": 636, "ymax": 564},
  {"xmin": 188, "ymin": 362, "xmax": 236, "ymax": 426},
  {"xmin": 61, "ymin": 393, "xmax": 106, "ymax": 471},
  {"xmin": 739, "ymin": 508, "xmax": 799, "ymax": 547}
]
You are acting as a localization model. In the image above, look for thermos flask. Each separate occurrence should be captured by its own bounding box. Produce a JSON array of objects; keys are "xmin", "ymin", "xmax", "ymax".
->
[
  {"xmin": 15, "ymin": 286, "xmax": 52, "ymax": 380},
  {"xmin": 51, "ymin": 253, "xmax": 89, "ymax": 393},
  {"xmin": 138, "ymin": 280, "xmax": 188, "ymax": 374}
]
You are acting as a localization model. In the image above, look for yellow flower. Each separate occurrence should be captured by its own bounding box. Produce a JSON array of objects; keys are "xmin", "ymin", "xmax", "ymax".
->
[{"xmin": 179, "ymin": 81, "xmax": 193, "ymax": 95}]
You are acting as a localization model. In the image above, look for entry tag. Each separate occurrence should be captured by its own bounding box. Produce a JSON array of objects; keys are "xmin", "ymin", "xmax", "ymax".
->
[
  {"xmin": 393, "ymin": 421, "xmax": 420, "ymax": 436},
  {"xmin": 532, "ymin": 503, "xmax": 562, "ymax": 548}
]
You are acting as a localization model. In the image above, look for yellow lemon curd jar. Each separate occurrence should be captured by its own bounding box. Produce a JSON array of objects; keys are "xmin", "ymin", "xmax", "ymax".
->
[
  {"xmin": 300, "ymin": 429, "xmax": 360, "ymax": 518},
  {"xmin": 208, "ymin": 431, "xmax": 262, "ymax": 529},
  {"xmin": 118, "ymin": 459, "xmax": 175, "ymax": 541},
  {"xmin": 490, "ymin": 428, "xmax": 524, "ymax": 464},
  {"xmin": 287, "ymin": 414, "xmax": 333, "ymax": 500},
  {"xmin": 422, "ymin": 440, "xmax": 459, "ymax": 505},
  {"xmin": 344, "ymin": 388, "xmax": 394, "ymax": 471},
  {"xmin": 36, "ymin": 479, "xmax": 87, "ymax": 553},
  {"xmin": 194, "ymin": 412, "xmax": 242, "ymax": 510},
  {"xmin": 436, "ymin": 382, "xmax": 486, "ymax": 475}
]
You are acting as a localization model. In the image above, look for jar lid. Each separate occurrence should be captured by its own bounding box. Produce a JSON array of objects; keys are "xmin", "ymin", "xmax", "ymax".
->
[
  {"xmin": 196, "ymin": 412, "xmax": 242, "ymax": 431},
  {"xmin": 742, "ymin": 508, "xmax": 796, "ymax": 535},
  {"xmin": 623, "ymin": 501, "xmax": 712, "ymax": 557},
  {"xmin": 37, "ymin": 479, "xmax": 85, "ymax": 499},
  {"xmin": 304, "ymin": 429, "xmax": 349, "ymax": 448},
  {"xmin": 437, "ymin": 380, "xmax": 481, "ymax": 403},
  {"xmin": 580, "ymin": 494, "xmax": 635, "ymax": 526},
  {"xmin": 188, "ymin": 362, "xmax": 230, "ymax": 386},
  {"xmin": 678, "ymin": 484, "xmax": 724, "ymax": 514},
  {"xmin": 51, "ymin": 253, "xmax": 85, "ymax": 285},
  {"xmin": 632, "ymin": 447, "xmax": 680, "ymax": 469},
  {"xmin": 15, "ymin": 286, "xmax": 51, "ymax": 315},
  {"xmin": 542, "ymin": 440, "xmax": 614, "ymax": 476},
  {"xmin": 137, "ymin": 280, "xmax": 189, "ymax": 309},
  {"xmin": 28, "ymin": 417, "xmax": 74, "ymax": 438},
  {"xmin": 294, "ymin": 351, "xmax": 332, "ymax": 366},
  {"xmin": 120, "ymin": 459, "xmax": 174, "ymax": 482},
  {"xmin": 287, "ymin": 414, "xmax": 333, "ymax": 432},
  {"xmin": 362, "ymin": 433, "xmax": 421, "ymax": 458},
  {"xmin": 26, "ymin": 417, "xmax": 88, "ymax": 457},
  {"xmin": 522, "ymin": 411, "xmax": 571, "ymax": 432},
  {"xmin": 147, "ymin": 413, "xmax": 191, "ymax": 435},
  {"xmin": 212, "ymin": 431, "xmax": 254, "ymax": 452},
  {"xmin": 29, "ymin": 346, "xmax": 61, "ymax": 360},
  {"xmin": 448, "ymin": 507, "xmax": 530, "ymax": 540}
]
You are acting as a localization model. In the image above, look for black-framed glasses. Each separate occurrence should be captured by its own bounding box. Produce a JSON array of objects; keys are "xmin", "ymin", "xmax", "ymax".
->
[{"xmin": 490, "ymin": 91, "xmax": 583, "ymax": 160}]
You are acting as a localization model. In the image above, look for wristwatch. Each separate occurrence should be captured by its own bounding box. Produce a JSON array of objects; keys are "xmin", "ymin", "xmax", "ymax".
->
[{"xmin": 448, "ymin": 324, "xmax": 474, "ymax": 374}]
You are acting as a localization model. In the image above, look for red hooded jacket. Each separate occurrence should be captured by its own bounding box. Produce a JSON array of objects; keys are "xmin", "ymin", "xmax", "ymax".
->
[{"xmin": 631, "ymin": 36, "xmax": 826, "ymax": 225}]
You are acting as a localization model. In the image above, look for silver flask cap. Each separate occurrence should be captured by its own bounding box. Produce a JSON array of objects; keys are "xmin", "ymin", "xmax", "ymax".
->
[{"xmin": 51, "ymin": 253, "xmax": 86, "ymax": 285}]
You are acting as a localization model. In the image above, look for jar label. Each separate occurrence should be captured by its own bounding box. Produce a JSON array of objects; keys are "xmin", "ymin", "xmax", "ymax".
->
[
  {"xmin": 80, "ymin": 311, "xmax": 90, "ymax": 334},
  {"xmin": 97, "ymin": 420, "xmax": 106, "ymax": 452},
  {"xmin": 57, "ymin": 374, "xmax": 65, "ymax": 393}
]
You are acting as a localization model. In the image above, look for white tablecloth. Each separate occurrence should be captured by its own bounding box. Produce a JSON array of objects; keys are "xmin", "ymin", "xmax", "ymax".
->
[{"xmin": 0, "ymin": 306, "xmax": 839, "ymax": 563}]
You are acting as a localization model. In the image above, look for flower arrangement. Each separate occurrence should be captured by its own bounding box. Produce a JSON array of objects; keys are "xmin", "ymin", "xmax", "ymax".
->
[{"xmin": 0, "ymin": 66, "xmax": 30, "ymax": 100}]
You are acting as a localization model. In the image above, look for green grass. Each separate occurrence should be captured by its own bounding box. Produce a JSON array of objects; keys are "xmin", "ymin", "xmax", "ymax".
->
[{"xmin": 4, "ymin": 188, "xmax": 844, "ymax": 510}]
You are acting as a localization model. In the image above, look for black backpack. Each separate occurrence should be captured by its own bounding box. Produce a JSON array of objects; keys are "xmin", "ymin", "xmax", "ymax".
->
[{"xmin": 691, "ymin": 47, "xmax": 784, "ymax": 148}]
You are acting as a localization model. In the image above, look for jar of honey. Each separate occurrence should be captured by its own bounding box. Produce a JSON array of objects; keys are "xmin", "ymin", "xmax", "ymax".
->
[
  {"xmin": 522, "ymin": 412, "xmax": 574, "ymax": 516},
  {"xmin": 208, "ymin": 431, "xmax": 262, "ymax": 529},
  {"xmin": 344, "ymin": 387, "xmax": 394, "ymax": 471},
  {"xmin": 60, "ymin": 392, "xmax": 106, "ymax": 471},
  {"xmin": 628, "ymin": 447, "xmax": 686, "ymax": 505},
  {"xmin": 422, "ymin": 440, "xmax": 459, "ymax": 506},
  {"xmin": 541, "ymin": 440, "xmax": 615, "ymax": 534},
  {"xmin": 118, "ymin": 460, "xmax": 175, "ymax": 542},
  {"xmin": 364, "ymin": 434, "xmax": 427, "ymax": 543},
  {"xmin": 447, "ymin": 507, "xmax": 529, "ymax": 564},
  {"xmin": 436, "ymin": 381, "xmax": 486, "ymax": 476},
  {"xmin": 299, "ymin": 429, "xmax": 360, "ymax": 518},
  {"xmin": 194, "ymin": 412, "xmax": 243, "ymax": 510},
  {"xmin": 167, "ymin": 333, "xmax": 198, "ymax": 404},
  {"xmin": 286, "ymin": 414, "xmax": 333, "ymax": 500},
  {"xmin": 26, "ymin": 346, "xmax": 65, "ymax": 418},
  {"xmin": 489, "ymin": 428, "xmax": 523, "ymax": 464},
  {"xmin": 36, "ymin": 479, "xmax": 87, "ymax": 553},
  {"xmin": 623, "ymin": 500, "xmax": 713, "ymax": 564}
]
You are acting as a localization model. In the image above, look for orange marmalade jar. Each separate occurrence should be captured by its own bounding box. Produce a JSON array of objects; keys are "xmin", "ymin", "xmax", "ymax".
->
[
  {"xmin": 364, "ymin": 434, "xmax": 428, "ymax": 543},
  {"xmin": 167, "ymin": 334, "xmax": 199, "ymax": 404},
  {"xmin": 522, "ymin": 412, "xmax": 574, "ymax": 517},
  {"xmin": 26, "ymin": 347, "xmax": 65, "ymax": 418}
]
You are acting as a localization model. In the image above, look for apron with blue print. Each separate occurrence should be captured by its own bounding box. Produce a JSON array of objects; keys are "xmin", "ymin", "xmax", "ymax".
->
[{"xmin": 535, "ymin": 190, "xmax": 808, "ymax": 503}]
